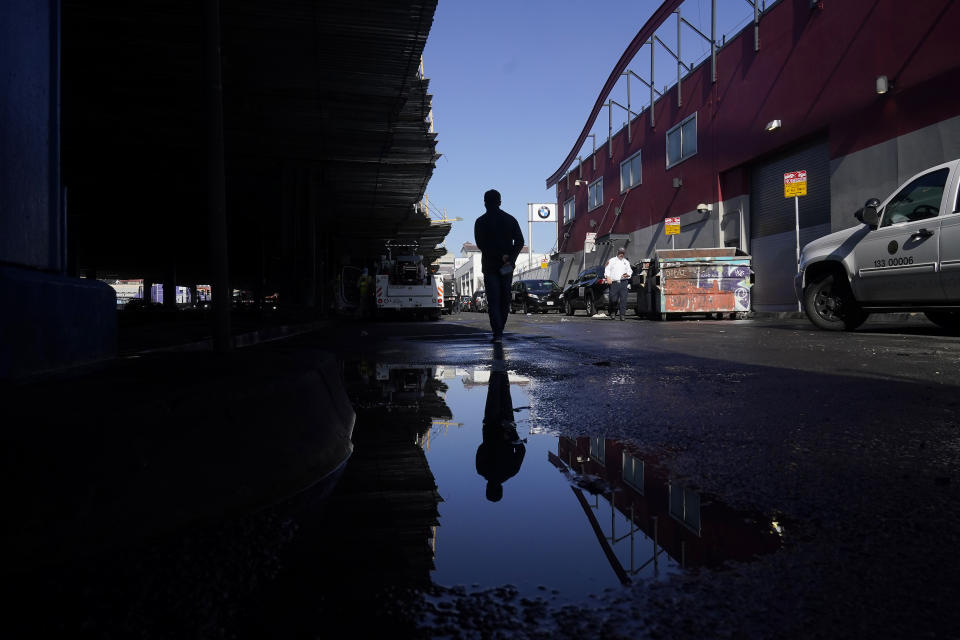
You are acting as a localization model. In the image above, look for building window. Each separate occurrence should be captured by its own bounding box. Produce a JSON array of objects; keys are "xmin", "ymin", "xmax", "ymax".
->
[
  {"xmin": 620, "ymin": 150, "xmax": 642, "ymax": 192},
  {"xmin": 588, "ymin": 178, "xmax": 603, "ymax": 211},
  {"xmin": 666, "ymin": 112, "xmax": 697, "ymax": 168},
  {"xmin": 621, "ymin": 452, "xmax": 644, "ymax": 494},
  {"xmin": 669, "ymin": 483, "xmax": 701, "ymax": 535},
  {"xmin": 563, "ymin": 197, "xmax": 575, "ymax": 224},
  {"xmin": 589, "ymin": 436, "xmax": 606, "ymax": 465}
]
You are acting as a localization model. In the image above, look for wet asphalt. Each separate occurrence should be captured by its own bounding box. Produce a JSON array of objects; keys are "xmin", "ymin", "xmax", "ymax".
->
[
  {"xmin": 9, "ymin": 309, "xmax": 960, "ymax": 639},
  {"xmin": 309, "ymin": 309, "xmax": 960, "ymax": 639}
]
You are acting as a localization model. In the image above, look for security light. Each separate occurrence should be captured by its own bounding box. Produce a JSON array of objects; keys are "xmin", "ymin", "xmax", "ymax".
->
[
  {"xmin": 876, "ymin": 75, "xmax": 891, "ymax": 94},
  {"xmin": 765, "ymin": 119, "xmax": 782, "ymax": 131}
]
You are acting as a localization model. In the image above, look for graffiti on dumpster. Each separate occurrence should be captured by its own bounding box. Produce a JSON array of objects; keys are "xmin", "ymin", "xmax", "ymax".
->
[
  {"xmin": 661, "ymin": 264, "xmax": 751, "ymax": 312},
  {"xmin": 660, "ymin": 265, "xmax": 750, "ymax": 281}
]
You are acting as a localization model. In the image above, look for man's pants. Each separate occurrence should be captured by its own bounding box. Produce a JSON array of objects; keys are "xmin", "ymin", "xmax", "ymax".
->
[
  {"xmin": 484, "ymin": 270, "xmax": 512, "ymax": 336},
  {"xmin": 609, "ymin": 280, "xmax": 629, "ymax": 318}
]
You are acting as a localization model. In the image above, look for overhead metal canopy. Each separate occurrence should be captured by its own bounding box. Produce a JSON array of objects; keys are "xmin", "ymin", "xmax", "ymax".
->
[{"xmin": 62, "ymin": 0, "xmax": 446, "ymax": 292}]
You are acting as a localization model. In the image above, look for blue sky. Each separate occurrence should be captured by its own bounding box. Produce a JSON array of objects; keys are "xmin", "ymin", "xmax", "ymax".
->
[{"xmin": 421, "ymin": 0, "xmax": 757, "ymax": 257}]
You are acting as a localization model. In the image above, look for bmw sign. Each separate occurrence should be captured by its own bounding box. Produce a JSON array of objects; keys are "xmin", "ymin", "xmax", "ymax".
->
[{"xmin": 528, "ymin": 202, "xmax": 557, "ymax": 222}]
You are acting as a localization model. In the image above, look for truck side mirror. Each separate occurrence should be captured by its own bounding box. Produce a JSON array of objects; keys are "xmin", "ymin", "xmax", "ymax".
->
[{"xmin": 856, "ymin": 198, "xmax": 880, "ymax": 228}]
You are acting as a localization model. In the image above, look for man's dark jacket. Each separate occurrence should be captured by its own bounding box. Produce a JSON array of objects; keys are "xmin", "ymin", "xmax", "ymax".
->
[{"xmin": 474, "ymin": 208, "xmax": 524, "ymax": 274}]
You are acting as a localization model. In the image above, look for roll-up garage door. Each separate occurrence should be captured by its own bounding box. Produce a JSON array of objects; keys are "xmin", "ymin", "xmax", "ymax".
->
[{"xmin": 750, "ymin": 138, "xmax": 831, "ymax": 311}]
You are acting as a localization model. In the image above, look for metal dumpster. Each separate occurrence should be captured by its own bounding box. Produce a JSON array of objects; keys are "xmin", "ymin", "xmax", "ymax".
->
[{"xmin": 651, "ymin": 248, "xmax": 753, "ymax": 320}]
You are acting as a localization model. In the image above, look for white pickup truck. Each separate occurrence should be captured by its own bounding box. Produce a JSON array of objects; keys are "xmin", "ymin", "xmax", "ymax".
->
[{"xmin": 796, "ymin": 159, "xmax": 960, "ymax": 330}]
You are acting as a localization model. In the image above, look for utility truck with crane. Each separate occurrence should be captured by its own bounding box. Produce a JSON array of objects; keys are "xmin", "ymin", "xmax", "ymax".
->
[{"xmin": 375, "ymin": 242, "xmax": 444, "ymax": 320}]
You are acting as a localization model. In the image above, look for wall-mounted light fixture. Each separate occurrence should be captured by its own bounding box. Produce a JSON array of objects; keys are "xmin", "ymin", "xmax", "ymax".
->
[
  {"xmin": 589, "ymin": 219, "xmax": 598, "ymax": 228},
  {"xmin": 672, "ymin": 177, "xmax": 683, "ymax": 188},
  {"xmin": 574, "ymin": 179, "xmax": 588, "ymax": 186},
  {"xmin": 696, "ymin": 203, "xmax": 713, "ymax": 213},
  {"xmin": 765, "ymin": 119, "xmax": 782, "ymax": 132},
  {"xmin": 876, "ymin": 75, "xmax": 892, "ymax": 94}
]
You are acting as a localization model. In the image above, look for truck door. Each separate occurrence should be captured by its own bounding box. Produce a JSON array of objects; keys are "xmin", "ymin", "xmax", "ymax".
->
[
  {"xmin": 851, "ymin": 167, "xmax": 948, "ymax": 303},
  {"xmin": 934, "ymin": 163, "xmax": 960, "ymax": 298}
]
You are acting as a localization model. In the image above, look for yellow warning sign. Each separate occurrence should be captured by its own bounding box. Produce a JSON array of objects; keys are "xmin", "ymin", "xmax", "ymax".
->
[
  {"xmin": 665, "ymin": 217, "xmax": 681, "ymax": 235},
  {"xmin": 784, "ymin": 170, "xmax": 807, "ymax": 198}
]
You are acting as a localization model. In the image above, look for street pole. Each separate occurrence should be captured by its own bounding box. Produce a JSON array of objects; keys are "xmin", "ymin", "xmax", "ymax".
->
[
  {"xmin": 528, "ymin": 207, "xmax": 533, "ymax": 270},
  {"xmin": 795, "ymin": 195, "xmax": 801, "ymax": 311}
]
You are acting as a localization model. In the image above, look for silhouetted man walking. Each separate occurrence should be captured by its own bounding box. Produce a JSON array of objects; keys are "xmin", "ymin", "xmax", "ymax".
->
[{"xmin": 474, "ymin": 189, "xmax": 524, "ymax": 343}]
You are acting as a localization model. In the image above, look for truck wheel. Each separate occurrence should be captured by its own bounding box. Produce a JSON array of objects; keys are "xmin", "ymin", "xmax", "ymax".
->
[
  {"xmin": 924, "ymin": 311, "xmax": 960, "ymax": 331},
  {"xmin": 803, "ymin": 274, "xmax": 867, "ymax": 331},
  {"xmin": 564, "ymin": 299, "xmax": 574, "ymax": 316},
  {"xmin": 585, "ymin": 293, "xmax": 596, "ymax": 316}
]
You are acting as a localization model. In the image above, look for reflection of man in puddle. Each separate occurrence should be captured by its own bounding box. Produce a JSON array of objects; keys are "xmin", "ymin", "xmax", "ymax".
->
[{"xmin": 476, "ymin": 344, "xmax": 526, "ymax": 502}]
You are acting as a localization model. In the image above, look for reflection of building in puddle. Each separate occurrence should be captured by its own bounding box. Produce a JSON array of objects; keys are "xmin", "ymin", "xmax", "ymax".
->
[
  {"xmin": 451, "ymin": 365, "xmax": 531, "ymax": 388},
  {"xmin": 350, "ymin": 361, "xmax": 452, "ymax": 421},
  {"xmin": 553, "ymin": 437, "xmax": 781, "ymax": 581},
  {"xmin": 335, "ymin": 361, "xmax": 449, "ymax": 587}
]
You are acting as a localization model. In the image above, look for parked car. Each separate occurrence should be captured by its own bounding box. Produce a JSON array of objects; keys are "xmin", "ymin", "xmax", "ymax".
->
[
  {"xmin": 796, "ymin": 158, "xmax": 960, "ymax": 331},
  {"xmin": 561, "ymin": 265, "xmax": 640, "ymax": 316},
  {"xmin": 509, "ymin": 279, "xmax": 563, "ymax": 314}
]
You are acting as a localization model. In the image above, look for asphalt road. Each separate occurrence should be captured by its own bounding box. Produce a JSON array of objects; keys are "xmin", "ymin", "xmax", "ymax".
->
[
  {"xmin": 12, "ymin": 310, "xmax": 958, "ymax": 638},
  {"xmin": 314, "ymin": 309, "xmax": 960, "ymax": 639}
]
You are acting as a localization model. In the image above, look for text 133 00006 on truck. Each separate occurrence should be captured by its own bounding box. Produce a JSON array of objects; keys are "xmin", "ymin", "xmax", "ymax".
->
[{"xmin": 796, "ymin": 159, "xmax": 960, "ymax": 331}]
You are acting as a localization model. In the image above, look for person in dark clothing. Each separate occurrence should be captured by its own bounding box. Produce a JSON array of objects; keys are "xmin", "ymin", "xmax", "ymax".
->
[
  {"xmin": 475, "ymin": 343, "xmax": 525, "ymax": 502},
  {"xmin": 474, "ymin": 189, "xmax": 525, "ymax": 343}
]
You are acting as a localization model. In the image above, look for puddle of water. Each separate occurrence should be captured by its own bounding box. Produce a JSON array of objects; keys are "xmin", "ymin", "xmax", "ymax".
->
[
  {"xmin": 341, "ymin": 353, "xmax": 782, "ymax": 604},
  {"xmin": 421, "ymin": 367, "xmax": 678, "ymax": 602},
  {"xmin": 6, "ymin": 353, "xmax": 784, "ymax": 638}
]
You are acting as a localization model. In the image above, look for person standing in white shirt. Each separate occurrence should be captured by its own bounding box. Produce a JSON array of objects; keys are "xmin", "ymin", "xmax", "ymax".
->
[{"xmin": 604, "ymin": 247, "xmax": 633, "ymax": 320}]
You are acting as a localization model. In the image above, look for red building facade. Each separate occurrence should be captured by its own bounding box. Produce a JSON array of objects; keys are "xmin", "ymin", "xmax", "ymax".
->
[{"xmin": 550, "ymin": 0, "xmax": 960, "ymax": 310}]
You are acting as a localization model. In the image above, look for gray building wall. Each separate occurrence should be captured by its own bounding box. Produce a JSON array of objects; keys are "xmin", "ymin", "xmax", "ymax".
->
[{"xmin": 830, "ymin": 115, "xmax": 960, "ymax": 233}]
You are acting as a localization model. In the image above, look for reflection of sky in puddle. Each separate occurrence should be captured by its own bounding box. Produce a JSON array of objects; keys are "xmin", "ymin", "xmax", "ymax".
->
[
  {"xmin": 423, "ymin": 366, "xmax": 681, "ymax": 603},
  {"xmin": 351, "ymin": 362, "xmax": 781, "ymax": 604}
]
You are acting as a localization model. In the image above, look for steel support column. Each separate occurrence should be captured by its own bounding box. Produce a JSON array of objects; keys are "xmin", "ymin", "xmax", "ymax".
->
[{"xmin": 204, "ymin": 0, "xmax": 231, "ymax": 351}]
